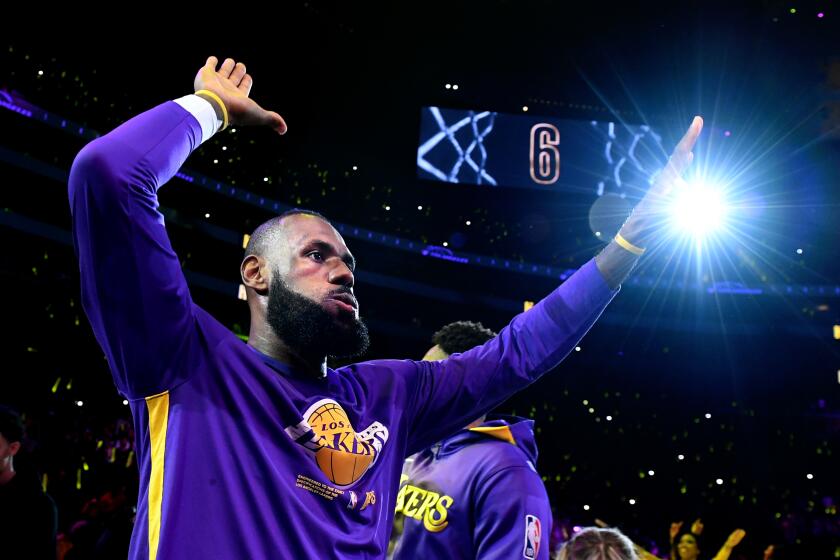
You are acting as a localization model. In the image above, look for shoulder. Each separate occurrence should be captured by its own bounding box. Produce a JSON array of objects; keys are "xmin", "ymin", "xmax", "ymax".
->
[
  {"xmin": 477, "ymin": 438, "xmax": 534, "ymax": 466},
  {"xmin": 472, "ymin": 444, "xmax": 542, "ymax": 486},
  {"xmin": 335, "ymin": 358, "xmax": 425, "ymax": 384}
]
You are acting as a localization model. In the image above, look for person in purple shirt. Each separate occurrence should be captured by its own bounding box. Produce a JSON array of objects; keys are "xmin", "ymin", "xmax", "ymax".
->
[
  {"xmin": 68, "ymin": 55, "xmax": 703, "ymax": 559},
  {"xmin": 391, "ymin": 321, "xmax": 553, "ymax": 560}
]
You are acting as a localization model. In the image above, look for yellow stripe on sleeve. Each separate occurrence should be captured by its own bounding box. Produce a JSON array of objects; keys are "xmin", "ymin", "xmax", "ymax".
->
[{"xmin": 145, "ymin": 390, "xmax": 170, "ymax": 560}]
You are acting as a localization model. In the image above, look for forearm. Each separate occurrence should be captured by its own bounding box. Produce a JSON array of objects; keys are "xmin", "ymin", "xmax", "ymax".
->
[
  {"xmin": 593, "ymin": 200, "xmax": 651, "ymax": 290},
  {"xmin": 594, "ymin": 238, "xmax": 641, "ymax": 290},
  {"xmin": 712, "ymin": 546, "xmax": 736, "ymax": 560},
  {"xmin": 475, "ymin": 257, "xmax": 617, "ymax": 385},
  {"xmin": 408, "ymin": 258, "xmax": 618, "ymax": 450}
]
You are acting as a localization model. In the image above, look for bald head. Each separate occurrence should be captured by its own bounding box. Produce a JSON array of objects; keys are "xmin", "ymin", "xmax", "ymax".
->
[{"xmin": 245, "ymin": 208, "xmax": 332, "ymax": 260}]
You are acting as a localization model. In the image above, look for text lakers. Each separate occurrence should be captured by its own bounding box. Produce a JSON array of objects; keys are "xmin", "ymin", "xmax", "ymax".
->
[{"xmin": 395, "ymin": 476, "xmax": 453, "ymax": 532}]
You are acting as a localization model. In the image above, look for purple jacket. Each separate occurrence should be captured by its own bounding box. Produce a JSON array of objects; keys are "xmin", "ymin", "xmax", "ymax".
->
[
  {"xmin": 67, "ymin": 97, "xmax": 617, "ymax": 559},
  {"xmin": 392, "ymin": 416, "xmax": 552, "ymax": 560}
]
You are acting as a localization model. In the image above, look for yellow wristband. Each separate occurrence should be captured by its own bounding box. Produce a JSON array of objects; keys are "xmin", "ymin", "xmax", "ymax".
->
[
  {"xmin": 195, "ymin": 89, "xmax": 229, "ymax": 131},
  {"xmin": 614, "ymin": 232, "xmax": 646, "ymax": 256}
]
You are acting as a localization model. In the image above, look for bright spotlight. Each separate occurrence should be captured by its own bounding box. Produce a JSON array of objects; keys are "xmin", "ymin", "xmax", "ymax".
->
[{"xmin": 670, "ymin": 181, "xmax": 729, "ymax": 237}]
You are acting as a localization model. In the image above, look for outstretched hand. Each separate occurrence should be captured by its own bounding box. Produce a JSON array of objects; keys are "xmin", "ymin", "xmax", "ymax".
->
[
  {"xmin": 669, "ymin": 521, "xmax": 684, "ymax": 541},
  {"xmin": 194, "ymin": 56, "xmax": 287, "ymax": 135},
  {"xmin": 619, "ymin": 116, "xmax": 703, "ymax": 246},
  {"xmin": 725, "ymin": 529, "xmax": 746, "ymax": 548},
  {"xmin": 690, "ymin": 518, "xmax": 704, "ymax": 535}
]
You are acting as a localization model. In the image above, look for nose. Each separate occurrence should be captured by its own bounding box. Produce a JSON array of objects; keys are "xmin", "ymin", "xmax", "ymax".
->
[{"xmin": 328, "ymin": 258, "xmax": 354, "ymax": 289}]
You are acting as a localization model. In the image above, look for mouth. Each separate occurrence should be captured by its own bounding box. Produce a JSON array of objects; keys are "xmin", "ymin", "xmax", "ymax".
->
[{"xmin": 327, "ymin": 293, "xmax": 358, "ymax": 313}]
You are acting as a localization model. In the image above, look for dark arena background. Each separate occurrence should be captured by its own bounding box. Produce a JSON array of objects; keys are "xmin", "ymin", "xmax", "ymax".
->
[{"xmin": 2, "ymin": 2, "xmax": 839, "ymax": 558}]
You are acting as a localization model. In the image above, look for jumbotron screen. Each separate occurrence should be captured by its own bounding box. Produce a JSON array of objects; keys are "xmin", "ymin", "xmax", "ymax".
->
[{"xmin": 417, "ymin": 106, "xmax": 665, "ymax": 198}]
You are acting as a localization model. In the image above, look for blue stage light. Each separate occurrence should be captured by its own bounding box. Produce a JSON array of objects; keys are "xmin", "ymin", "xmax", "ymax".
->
[{"xmin": 669, "ymin": 181, "xmax": 730, "ymax": 238}]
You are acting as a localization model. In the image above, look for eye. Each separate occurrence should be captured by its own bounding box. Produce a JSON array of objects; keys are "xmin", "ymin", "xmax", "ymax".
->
[{"xmin": 307, "ymin": 251, "xmax": 324, "ymax": 262}]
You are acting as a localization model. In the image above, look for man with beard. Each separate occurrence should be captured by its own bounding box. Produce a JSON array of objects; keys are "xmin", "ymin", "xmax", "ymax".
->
[{"xmin": 69, "ymin": 56, "xmax": 702, "ymax": 559}]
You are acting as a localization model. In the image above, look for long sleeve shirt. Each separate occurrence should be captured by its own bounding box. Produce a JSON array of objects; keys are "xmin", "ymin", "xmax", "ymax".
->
[{"xmin": 68, "ymin": 96, "xmax": 618, "ymax": 559}]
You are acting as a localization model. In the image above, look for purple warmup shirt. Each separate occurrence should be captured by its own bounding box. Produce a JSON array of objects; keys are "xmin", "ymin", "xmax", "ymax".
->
[
  {"xmin": 392, "ymin": 416, "xmax": 552, "ymax": 560},
  {"xmin": 68, "ymin": 98, "xmax": 617, "ymax": 559}
]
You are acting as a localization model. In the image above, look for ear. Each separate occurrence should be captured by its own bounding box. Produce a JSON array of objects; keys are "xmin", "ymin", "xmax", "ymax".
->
[
  {"xmin": 241, "ymin": 255, "xmax": 270, "ymax": 295},
  {"xmin": 9, "ymin": 441, "xmax": 21, "ymax": 457}
]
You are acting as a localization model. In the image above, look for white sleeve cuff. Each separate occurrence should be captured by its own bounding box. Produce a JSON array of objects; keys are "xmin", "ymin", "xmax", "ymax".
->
[{"xmin": 173, "ymin": 94, "xmax": 222, "ymax": 144}]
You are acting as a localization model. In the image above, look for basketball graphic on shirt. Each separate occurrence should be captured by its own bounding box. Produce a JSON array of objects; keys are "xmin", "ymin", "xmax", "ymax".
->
[{"xmin": 297, "ymin": 399, "xmax": 389, "ymax": 487}]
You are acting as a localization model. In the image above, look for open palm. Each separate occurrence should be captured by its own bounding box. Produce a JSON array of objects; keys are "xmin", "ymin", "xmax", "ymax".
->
[{"xmin": 193, "ymin": 56, "xmax": 287, "ymax": 135}]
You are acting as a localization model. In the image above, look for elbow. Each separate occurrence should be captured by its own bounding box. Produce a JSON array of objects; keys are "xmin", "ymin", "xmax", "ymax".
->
[
  {"xmin": 69, "ymin": 139, "xmax": 117, "ymax": 190},
  {"xmin": 68, "ymin": 137, "xmax": 136, "ymax": 211}
]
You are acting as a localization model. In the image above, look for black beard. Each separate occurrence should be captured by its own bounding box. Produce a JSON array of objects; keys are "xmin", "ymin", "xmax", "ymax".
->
[{"xmin": 265, "ymin": 274, "xmax": 370, "ymax": 361}]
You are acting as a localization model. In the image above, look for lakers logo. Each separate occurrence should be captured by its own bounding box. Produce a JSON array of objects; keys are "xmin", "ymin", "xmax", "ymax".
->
[{"xmin": 285, "ymin": 399, "xmax": 389, "ymax": 487}]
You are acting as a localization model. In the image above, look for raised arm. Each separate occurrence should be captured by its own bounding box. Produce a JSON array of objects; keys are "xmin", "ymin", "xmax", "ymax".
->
[
  {"xmin": 404, "ymin": 256, "xmax": 616, "ymax": 452},
  {"xmin": 69, "ymin": 56, "xmax": 285, "ymax": 398},
  {"xmin": 402, "ymin": 117, "xmax": 704, "ymax": 453},
  {"xmin": 711, "ymin": 529, "xmax": 746, "ymax": 560}
]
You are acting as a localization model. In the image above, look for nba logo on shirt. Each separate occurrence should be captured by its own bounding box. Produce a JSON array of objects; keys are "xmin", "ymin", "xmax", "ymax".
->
[{"xmin": 523, "ymin": 514, "xmax": 541, "ymax": 559}]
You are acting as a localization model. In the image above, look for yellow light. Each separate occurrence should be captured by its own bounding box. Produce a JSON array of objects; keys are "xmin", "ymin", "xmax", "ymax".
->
[
  {"xmin": 242, "ymin": 234, "xmax": 250, "ymax": 249},
  {"xmin": 51, "ymin": 377, "xmax": 61, "ymax": 394},
  {"xmin": 524, "ymin": 301, "xmax": 535, "ymax": 311},
  {"xmin": 833, "ymin": 325, "xmax": 840, "ymax": 339},
  {"xmin": 76, "ymin": 468, "xmax": 82, "ymax": 490}
]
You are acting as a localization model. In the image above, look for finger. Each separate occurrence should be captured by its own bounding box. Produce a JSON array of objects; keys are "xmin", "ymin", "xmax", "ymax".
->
[
  {"xmin": 230, "ymin": 62, "xmax": 247, "ymax": 86},
  {"xmin": 676, "ymin": 116, "xmax": 703, "ymax": 154},
  {"xmin": 668, "ymin": 117, "xmax": 703, "ymax": 174},
  {"xmin": 205, "ymin": 56, "xmax": 219, "ymax": 71},
  {"xmin": 219, "ymin": 58, "xmax": 236, "ymax": 78},
  {"xmin": 238, "ymin": 74, "xmax": 253, "ymax": 96},
  {"xmin": 267, "ymin": 111, "xmax": 288, "ymax": 135}
]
